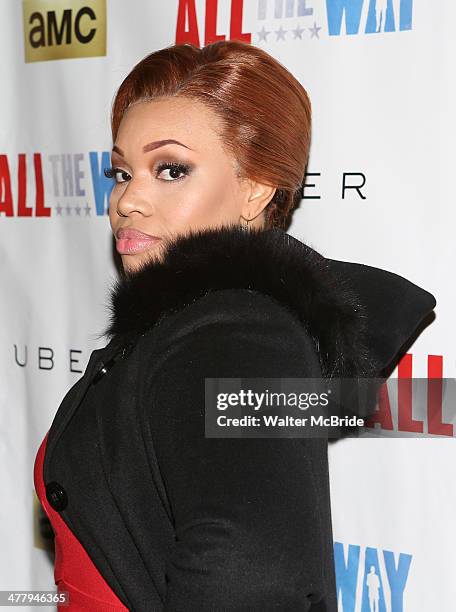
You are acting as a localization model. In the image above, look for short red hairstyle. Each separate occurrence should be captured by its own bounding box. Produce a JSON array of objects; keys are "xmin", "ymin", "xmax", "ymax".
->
[{"xmin": 110, "ymin": 40, "xmax": 311, "ymax": 229}]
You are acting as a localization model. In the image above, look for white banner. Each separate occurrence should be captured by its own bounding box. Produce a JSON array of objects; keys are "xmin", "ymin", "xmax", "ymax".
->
[{"xmin": 0, "ymin": 2, "xmax": 453, "ymax": 610}]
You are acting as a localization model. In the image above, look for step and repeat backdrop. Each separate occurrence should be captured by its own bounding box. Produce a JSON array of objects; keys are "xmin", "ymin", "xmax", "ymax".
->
[{"xmin": 1, "ymin": 1, "xmax": 454, "ymax": 610}]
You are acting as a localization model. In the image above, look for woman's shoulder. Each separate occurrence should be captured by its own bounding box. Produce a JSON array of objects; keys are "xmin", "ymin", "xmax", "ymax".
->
[
  {"xmin": 102, "ymin": 225, "xmax": 436, "ymax": 382},
  {"xmin": 155, "ymin": 285, "xmax": 307, "ymax": 333},
  {"xmin": 136, "ymin": 286, "xmax": 323, "ymax": 383}
]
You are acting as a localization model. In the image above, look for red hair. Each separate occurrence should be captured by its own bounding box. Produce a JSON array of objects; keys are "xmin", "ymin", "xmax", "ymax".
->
[{"xmin": 110, "ymin": 40, "xmax": 311, "ymax": 229}]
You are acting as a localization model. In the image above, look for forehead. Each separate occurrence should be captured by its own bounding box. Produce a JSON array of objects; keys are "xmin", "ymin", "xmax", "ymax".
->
[{"xmin": 116, "ymin": 97, "xmax": 224, "ymax": 153}]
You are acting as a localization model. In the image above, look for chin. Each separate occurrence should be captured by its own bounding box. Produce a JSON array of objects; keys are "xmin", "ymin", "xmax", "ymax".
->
[{"xmin": 121, "ymin": 249, "xmax": 164, "ymax": 275}]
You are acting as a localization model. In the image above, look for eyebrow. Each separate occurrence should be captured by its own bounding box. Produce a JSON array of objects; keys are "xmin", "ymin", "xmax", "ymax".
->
[{"xmin": 112, "ymin": 139, "xmax": 192, "ymax": 157}]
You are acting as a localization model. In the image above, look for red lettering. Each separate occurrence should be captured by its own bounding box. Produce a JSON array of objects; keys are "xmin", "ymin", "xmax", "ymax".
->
[
  {"xmin": 175, "ymin": 0, "xmax": 251, "ymax": 46},
  {"xmin": 0, "ymin": 153, "xmax": 50, "ymax": 217},
  {"xmin": 34, "ymin": 153, "xmax": 50, "ymax": 216},
  {"xmin": 176, "ymin": 0, "xmax": 200, "ymax": 45},
  {"xmin": 229, "ymin": 0, "xmax": 251, "ymax": 43},
  {"xmin": 205, "ymin": 0, "xmax": 226, "ymax": 44},
  {"xmin": 17, "ymin": 154, "xmax": 33, "ymax": 216},
  {"xmin": 365, "ymin": 382, "xmax": 394, "ymax": 430},
  {"xmin": 428, "ymin": 355, "xmax": 453, "ymax": 436},
  {"xmin": 398, "ymin": 354, "xmax": 423, "ymax": 433},
  {"xmin": 0, "ymin": 155, "xmax": 14, "ymax": 216}
]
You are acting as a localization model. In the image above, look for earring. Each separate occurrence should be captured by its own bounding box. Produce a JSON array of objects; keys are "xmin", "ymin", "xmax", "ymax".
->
[{"xmin": 239, "ymin": 215, "xmax": 251, "ymax": 231}]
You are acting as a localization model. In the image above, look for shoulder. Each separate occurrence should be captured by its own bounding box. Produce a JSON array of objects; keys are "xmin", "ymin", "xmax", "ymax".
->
[
  {"xmin": 136, "ymin": 287, "xmax": 322, "ymax": 398},
  {"xmin": 159, "ymin": 285, "xmax": 305, "ymax": 332}
]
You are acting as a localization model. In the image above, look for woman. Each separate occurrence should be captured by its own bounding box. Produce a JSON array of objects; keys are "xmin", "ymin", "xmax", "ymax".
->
[{"xmin": 34, "ymin": 40, "xmax": 436, "ymax": 611}]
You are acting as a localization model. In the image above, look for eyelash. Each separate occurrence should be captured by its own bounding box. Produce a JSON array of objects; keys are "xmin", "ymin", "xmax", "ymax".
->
[{"xmin": 104, "ymin": 161, "xmax": 192, "ymax": 184}]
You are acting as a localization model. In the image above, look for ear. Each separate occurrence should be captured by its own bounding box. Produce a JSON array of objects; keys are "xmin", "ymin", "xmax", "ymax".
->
[{"xmin": 240, "ymin": 178, "xmax": 277, "ymax": 222}]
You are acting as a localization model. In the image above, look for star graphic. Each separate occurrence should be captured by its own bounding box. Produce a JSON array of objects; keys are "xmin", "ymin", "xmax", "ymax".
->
[
  {"xmin": 74, "ymin": 205, "xmax": 81, "ymax": 216},
  {"xmin": 55, "ymin": 204, "xmax": 63, "ymax": 216},
  {"xmin": 65, "ymin": 204, "xmax": 72, "ymax": 216},
  {"xmin": 84, "ymin": 203, "xmax": 91, "ymax": 216},
  {"xmin": 292, "ymin": 23, "xmax": 305, "ymax": 39},
  {"xmin": 257, "ymin": 25, "xmax": 271, "ymax": 42},
  {"xmin": 309, "ymin": 21, "xmax": 322, "ymax": 39},
  {"xmin": 275, "ymin": 25, "xmax": 287, "ymax": 41}
]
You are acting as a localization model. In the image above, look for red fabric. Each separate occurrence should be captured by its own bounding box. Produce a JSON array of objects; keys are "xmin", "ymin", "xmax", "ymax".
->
[{"xmin": 34, "ymin": 431, "xmax": 128, "ymax": 611}]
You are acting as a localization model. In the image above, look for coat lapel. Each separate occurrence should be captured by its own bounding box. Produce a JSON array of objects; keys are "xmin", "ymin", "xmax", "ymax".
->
[{"xmin": 43, "ymin": 333, "xmax": 138, "ymax": 479}]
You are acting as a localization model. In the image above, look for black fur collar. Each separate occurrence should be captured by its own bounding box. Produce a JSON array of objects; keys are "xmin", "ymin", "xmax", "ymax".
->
[{"xmin": 99, "ymin": 224, "xmax": 392, "ymax": 380}]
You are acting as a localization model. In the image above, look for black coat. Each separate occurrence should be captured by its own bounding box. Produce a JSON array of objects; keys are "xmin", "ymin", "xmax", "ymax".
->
[{"xmin": 41, "ymin": 225, "xmax": 436, "ymax": 611}]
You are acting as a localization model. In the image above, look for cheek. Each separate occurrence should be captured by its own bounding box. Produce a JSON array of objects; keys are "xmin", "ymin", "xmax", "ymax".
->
[
  {"xmin": 108, "ymin": 198, "xmax": 117, "ymax": 226},
  {"xmin": 108, "ymin": 187, "xmax": 118, "ymax": 210},
  {"xmin": 165, "ymin": 195, "xmax": 236, "ymax": 228},
  {"xmin": 176, "ymin": 176, "xmax": 240, "ymax": 221}
]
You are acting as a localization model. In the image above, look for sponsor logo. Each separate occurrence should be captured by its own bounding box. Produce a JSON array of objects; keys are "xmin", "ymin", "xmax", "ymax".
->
[{"xmin": 23, "ymin": 0, "xmax": 106, "ymax": 63}]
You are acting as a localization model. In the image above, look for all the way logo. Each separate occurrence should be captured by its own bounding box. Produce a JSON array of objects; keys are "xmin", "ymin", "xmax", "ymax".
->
[
  {"xmin": 335, "ymin": 541, "xmax": 412, "ymax": 611},
  {"xmin": 0, "ymin": 152, "xmax": 113, "ymax": 217},
  {"xmin": 175, "ymin": 0, "xmax": 414, "ymax": 49},
  {"xmin": 256, "ymin": 0, "xmax": 414, "ymax": 40}
]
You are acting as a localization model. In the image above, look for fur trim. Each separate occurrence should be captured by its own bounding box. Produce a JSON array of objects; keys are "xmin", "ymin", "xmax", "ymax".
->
[{"xmin": 100, "ymin": 224, "xmax": 384, "ymax": 380}]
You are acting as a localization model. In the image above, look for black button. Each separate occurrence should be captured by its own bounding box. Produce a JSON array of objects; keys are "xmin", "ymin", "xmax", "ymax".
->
[
  {"xmin": 46, "ymin": 481, "xmax": 68, "ymax": 511},
  {"xmin": 91, "ymin": 358, "xmax": 116, "ymax": 384}
]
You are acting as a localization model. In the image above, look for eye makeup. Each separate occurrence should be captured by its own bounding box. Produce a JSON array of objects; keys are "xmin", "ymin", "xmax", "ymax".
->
[
  {"xmin": 104, "ymin": 159, "xmax": 193, "ymax": 184},
  {"xmin": 155, "ymin": 160, "xmax": 193, "ymax": 181}
]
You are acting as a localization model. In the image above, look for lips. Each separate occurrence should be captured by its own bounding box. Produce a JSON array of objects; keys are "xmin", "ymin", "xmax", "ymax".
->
[
  {"xmin": 116, "ymin": 227, "xmax": 162, "ymax": 255},
  {"xmin": 117, "ymin": 227, "xmax": 159, "ymax": 241}
]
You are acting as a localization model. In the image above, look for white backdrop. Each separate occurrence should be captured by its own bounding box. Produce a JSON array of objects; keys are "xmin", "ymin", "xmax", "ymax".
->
[{"xmin": 0, "ymin": 1, "xmax": 454, "ymax": 610}]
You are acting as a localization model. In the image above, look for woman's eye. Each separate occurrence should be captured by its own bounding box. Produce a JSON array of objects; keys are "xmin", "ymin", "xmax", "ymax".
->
[
  {"xmin": 103, "ymin": 162, "xmax": 191, "ymax": 184},
  {"xmin": 104, "ymin": 167, "xmax": 130, "ymax": 184},
  {"xmin": 156, "ymin": 162, "xmax": 191, "ymax": 182}
]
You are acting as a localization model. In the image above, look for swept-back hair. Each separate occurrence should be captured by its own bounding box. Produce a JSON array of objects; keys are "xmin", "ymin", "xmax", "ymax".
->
[{"xmin": 110, "ymin": 40, "xmax": 312, "ymax": 229}]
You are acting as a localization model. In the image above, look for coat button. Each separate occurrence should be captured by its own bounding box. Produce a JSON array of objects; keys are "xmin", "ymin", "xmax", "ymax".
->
[
  {"xmin": 46, "ymin": 481, "xmax": 68, "ymax": 511},
  {"xmin": 91, "ymin": 358, "xmax": 116, "ymax": 385}
]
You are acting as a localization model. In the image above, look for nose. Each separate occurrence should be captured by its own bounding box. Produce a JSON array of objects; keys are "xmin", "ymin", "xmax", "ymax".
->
[{"xmin": 114, "ymin": 181, "xmax": 153, "ymax": 218}]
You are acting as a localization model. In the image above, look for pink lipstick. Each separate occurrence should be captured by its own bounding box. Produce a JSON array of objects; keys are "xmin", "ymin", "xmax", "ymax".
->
[{"xmin": 116, "ymin": 228, "xmax": 162, "ymax": 255}]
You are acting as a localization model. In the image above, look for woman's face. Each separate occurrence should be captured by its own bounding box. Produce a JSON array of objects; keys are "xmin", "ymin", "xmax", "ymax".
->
[{"xmin": 108, "ymin": 96, "xmax": 274, "ymax": 273}]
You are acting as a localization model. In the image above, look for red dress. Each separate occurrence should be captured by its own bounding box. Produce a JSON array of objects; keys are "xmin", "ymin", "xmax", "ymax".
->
[{"xmin": 34, "ymin": 431, "xmax": 129, "ymax": 611}]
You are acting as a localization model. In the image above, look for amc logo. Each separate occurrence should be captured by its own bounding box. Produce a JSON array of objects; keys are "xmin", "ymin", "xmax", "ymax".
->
[{"xmin": 22, "ymin": 0, "xmax": 106, "ymax": 63}]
